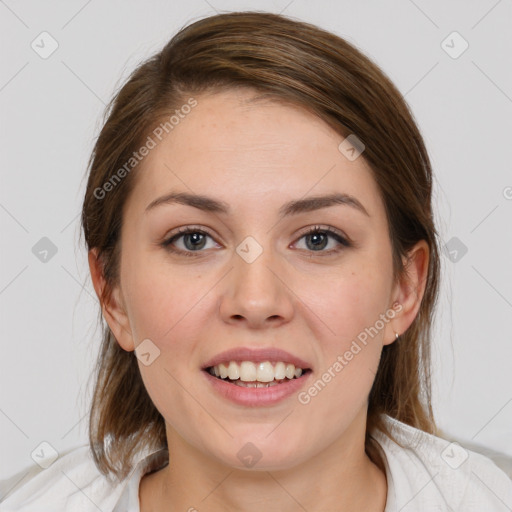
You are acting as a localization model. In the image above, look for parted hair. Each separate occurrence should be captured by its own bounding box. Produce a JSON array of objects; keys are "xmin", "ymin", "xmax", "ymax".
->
[{"xmin": 81, "ymin": 11, "xmax": 440, "ymax": 483}]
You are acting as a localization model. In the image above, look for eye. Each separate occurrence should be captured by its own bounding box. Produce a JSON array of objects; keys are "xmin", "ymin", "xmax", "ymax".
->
[
  {"xmin": 293, "ymin": 225, "xmax": 351, "ymax": 255},
  {"xmin": 160, "ymin": 224, "xmax": 351, "ymax": 258},
  {"xmin": 160, "ymin": 227, "xmax": 218, "ymax": 257}
]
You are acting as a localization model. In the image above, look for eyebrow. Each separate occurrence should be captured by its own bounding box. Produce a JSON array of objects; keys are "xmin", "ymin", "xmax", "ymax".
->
[{"xmin": 144, "ymin": 191, "xmax": 369, "ymax": 218}]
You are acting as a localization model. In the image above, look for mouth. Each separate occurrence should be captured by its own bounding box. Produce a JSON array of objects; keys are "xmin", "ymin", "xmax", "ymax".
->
[
  {"xmin": 204, "ymin": 361, "xmax": 312, "ymax": 388},
  {"xmin": 201, "ymin": 347, "xmax": 313, "ymax": 405}
]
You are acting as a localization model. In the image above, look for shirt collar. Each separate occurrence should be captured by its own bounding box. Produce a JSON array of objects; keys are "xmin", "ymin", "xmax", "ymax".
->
[{"xmin": 113, "ymin": 446, "xmax": 169, "ymax": 511}]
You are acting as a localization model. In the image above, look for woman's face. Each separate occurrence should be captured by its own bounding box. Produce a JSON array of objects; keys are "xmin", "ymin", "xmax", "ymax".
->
[{"xmin": 98, "ymin": 88, "xmax": 424, "ymax": 470}]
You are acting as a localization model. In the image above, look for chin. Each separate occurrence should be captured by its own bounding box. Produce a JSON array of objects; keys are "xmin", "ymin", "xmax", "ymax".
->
[{"xmin": 211, "ymin": 436, "xmax": 309, "ymax": 472}]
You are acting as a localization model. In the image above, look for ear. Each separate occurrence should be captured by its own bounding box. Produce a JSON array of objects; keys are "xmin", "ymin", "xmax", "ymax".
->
[
  {"xmin": 383, "ymin": 240, "xmax": 429, "ymax": 346},
  {"xmin": 88, "ymin": 248, "xmax": 135, "ymax": 352}
]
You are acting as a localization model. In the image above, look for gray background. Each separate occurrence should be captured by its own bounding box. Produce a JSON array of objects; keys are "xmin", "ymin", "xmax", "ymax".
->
[{"xmin": 1, "ymin": 0, "xmax": 511, "ymax": 479}]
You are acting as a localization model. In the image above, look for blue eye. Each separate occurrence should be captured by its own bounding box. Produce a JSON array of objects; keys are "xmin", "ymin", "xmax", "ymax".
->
[
  {"xmin": 296, "ymin": 226, "xmax": 351, "ymax": 254},
  {"xmin": 161, "ymin": 225, "xmax": 351, "ymax": 257},
  {"xmin": 161, "ymin": 227, "xmax": 216, "ymax": 257}
]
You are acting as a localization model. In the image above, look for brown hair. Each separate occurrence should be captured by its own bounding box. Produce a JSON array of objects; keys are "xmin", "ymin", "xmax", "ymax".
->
[{"xmin": 81, "ymin": 11, "xmax": 440, "ymax": 483}]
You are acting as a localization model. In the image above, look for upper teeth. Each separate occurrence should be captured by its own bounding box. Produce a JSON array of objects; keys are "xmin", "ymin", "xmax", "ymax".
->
[{"xmin": 210, "ymin": 361, "xmax": 303, "ymax": 382}]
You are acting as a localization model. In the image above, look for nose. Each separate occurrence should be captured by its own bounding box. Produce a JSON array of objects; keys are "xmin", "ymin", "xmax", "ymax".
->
[{"xmin": 218, "ymin": 243, "xmax": 295, "ymax": 329}]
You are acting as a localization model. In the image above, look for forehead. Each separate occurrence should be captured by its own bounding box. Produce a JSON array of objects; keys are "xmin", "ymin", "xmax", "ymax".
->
[{"xmin": 127, "ymin": 88, "xmax": 383, "ymax": 219}]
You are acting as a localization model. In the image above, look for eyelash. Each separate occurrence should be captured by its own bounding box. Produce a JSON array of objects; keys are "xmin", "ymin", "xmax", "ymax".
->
[{"xmin": 160, "ymin": 225, "xmax": 351, "ymax": 258}]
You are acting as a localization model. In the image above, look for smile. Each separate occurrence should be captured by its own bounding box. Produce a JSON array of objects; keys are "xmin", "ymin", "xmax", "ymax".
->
[
  {"xmin": 201, "ymin": 347, "xmax": 313, "ymax": 406},
  {"xmin": 207, "ymin": 360, "xmax": 309, "ymax": 387}
]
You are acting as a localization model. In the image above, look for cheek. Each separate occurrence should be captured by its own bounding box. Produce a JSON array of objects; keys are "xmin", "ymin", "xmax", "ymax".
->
[
  {"xmin": 297, "ymin": 269, "xmax": 389, "ymax": 415},
  {"xmin": 296, "ymin": 264, "xmax": 390, "ymax": 347},
  {"xmin": 124, "ymin": 260, "xmax": 212, "ymax": 409},
  {"xmin": 122, "ymin": 254, "xmax": 208, "ymax": 342},
  {"xmin": 131, "ymin": 281, "xmax": 209, "ymax": 437}
]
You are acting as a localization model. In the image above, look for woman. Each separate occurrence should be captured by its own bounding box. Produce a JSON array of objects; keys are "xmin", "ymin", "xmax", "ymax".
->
[{"xmin": 1, "ymin": 10, "xmax": 511, "ymax": 512}]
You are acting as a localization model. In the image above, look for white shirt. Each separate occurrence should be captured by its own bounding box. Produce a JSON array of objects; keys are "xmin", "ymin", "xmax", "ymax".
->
[{"xmin": 1, "ymin": 414, "xmax": 511, "ymax": 511}]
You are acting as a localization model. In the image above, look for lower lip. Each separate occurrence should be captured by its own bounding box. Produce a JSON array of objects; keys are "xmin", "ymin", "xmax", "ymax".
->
[{"xmin": 202, "ymin": 370, "xmax": 312, "ymax": 407}]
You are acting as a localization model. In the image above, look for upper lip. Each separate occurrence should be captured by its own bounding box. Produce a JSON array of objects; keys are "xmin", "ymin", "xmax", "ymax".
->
[{"xmin": 202, "ymin": 347, "xmax": 312, "ymax": 371}]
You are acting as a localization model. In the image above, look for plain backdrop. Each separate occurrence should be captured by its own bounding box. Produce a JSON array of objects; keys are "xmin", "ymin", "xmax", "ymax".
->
[{"xmin": 1, "ymin": 0, "xmax": 511, "ymax": 479}]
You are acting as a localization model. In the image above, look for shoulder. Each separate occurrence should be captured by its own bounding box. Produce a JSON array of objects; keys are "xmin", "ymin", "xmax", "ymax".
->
[
  {"xmin": 0, "ymin": 444, "xmax": 128, "ymax": 511},
  {"xmin": 371, "ymin": 415, "xmax": 512, "ymax": 511}
]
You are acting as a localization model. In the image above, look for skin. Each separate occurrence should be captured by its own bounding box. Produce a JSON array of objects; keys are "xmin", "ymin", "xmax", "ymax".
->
[{"xmin": 89, "ymin": 87, "xmax": 429, "ymax": 511}]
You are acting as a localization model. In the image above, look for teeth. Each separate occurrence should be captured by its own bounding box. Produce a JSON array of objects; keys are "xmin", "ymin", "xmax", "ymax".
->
[
  {"xmin": 218, "ymin": 363, "xmax": 228, "ymax": 379},
  {"xmin": 227, "ymin": 361, "xmax": 239, "ymax": 380},
  {"xmin": 256, "ymin": 361, "xmax": 274, "ymax": 382},
  {"xmin": 234, "ymin": 380, "xmax": 279, "ymax": 388},
  {"xmin": 209, "ymin": 360, "xmax": 306, "ymax": 383},
  {"xmin": 240, "ymin": 361, "xmax": 257, "ymax": 382},
  {"xmin": 274, "ymin": 361, "xmax": 286, "ymax": 380}
]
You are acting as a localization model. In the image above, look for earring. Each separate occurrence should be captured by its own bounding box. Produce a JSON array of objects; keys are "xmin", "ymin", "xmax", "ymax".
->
[{"xmin": 395, "ymin": 332, "xmax": 400, "ymax": 340}]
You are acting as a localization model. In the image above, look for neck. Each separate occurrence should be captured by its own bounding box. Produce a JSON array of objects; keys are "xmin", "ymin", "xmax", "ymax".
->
[{"xmin": 139, "ymin": 411, "xmax": 388, "ymax": 512}]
